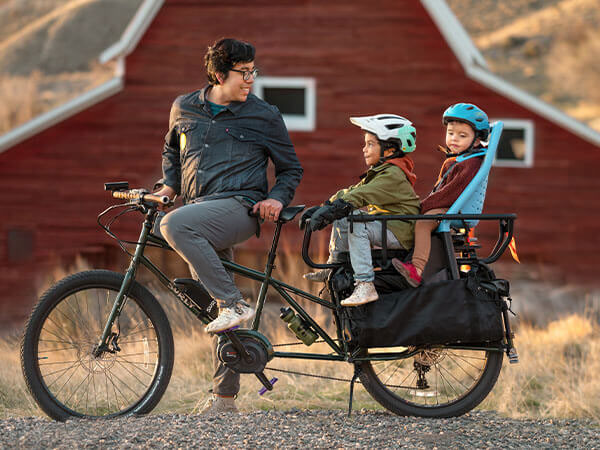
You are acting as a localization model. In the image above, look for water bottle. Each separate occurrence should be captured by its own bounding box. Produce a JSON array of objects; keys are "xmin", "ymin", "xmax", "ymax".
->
[{"xmin": 279, "ymin": 307, "xmax": 318, "ymax": 346}]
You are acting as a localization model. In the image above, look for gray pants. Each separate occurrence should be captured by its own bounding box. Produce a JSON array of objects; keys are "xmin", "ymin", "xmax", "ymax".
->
[
  {"xmin": 155, "ymin": 196, "xmax": 257, "ymax": 396},
  {"xmin": 328, "ymin": 212, "xmax": 402, "ymax": 282}
]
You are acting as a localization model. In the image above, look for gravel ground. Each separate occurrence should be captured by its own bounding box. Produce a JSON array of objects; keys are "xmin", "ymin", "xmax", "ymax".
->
[{"xmin": 0, "ymin": 410, "xmax": 598, "ymax": 449}]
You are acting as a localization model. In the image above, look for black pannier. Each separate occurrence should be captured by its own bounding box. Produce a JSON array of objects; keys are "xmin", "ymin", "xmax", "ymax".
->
[{"xmin": 341, "ymin": 265, "xmax": 506, "ymax": 348}]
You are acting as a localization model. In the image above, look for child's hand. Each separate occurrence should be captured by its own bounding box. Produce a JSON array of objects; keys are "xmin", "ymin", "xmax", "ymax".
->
[
  {"xmin": 309, "ymin": 199, "xmax": 353, "ymax": 231},
  {"xmin": 299, "ymin": 206, "xmax": 320, "ymax": 229}
]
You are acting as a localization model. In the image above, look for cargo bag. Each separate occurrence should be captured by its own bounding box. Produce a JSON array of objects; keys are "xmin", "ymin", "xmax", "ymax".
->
[{"xmin": 343, "ymin": 266, "xmax": 506, "ymax": 348}]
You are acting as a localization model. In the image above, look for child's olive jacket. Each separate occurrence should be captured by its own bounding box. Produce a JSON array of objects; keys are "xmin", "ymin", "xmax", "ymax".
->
[{"xmin": 329, "ymin": 162, "xmax": 420, "ymax": 249}]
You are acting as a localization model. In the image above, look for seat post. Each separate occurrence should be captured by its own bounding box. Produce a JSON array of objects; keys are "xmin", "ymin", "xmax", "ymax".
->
[
  {"xmin": 252, "ymin": 221, "xmax": 283, "ymax": 330},
  {"xmin": 441, "ymin": 231, "xmax": 461, "ymax": 280}
]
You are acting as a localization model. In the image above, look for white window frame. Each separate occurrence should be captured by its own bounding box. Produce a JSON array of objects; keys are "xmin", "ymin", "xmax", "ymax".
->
[
  {"xmin": 492, "ymin": 119, "xmax": 534, "ymax": 168},
  {"xmin": 252, "ymin": 76, "xmax": 316, "ymax": 131}
]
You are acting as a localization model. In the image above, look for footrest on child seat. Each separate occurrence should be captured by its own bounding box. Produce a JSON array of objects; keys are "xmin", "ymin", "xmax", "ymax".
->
[{"xmin": 508, "ymin": 347, "xmax": 519, "ymax": 364}]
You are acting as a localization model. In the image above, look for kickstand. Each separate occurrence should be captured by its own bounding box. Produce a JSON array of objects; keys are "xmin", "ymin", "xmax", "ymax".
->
[{"xmin": 348, "ymin": 364, "xmax": 361, "ymax": 417}]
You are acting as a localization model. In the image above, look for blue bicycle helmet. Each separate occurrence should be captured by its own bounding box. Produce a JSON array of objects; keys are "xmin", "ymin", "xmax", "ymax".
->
[{"xmin": 443, "ymin": 103, "xmax": 490, "ymax": 140}]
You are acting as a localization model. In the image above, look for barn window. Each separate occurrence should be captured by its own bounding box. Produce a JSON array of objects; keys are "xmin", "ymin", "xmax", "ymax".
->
[
  {"xmin": 252, "ymin": 77, "xmax": 316, "ymax": 131},
  {"xmin": 493, "ymin": 119, "xmax": 534, "ymax": 167}
]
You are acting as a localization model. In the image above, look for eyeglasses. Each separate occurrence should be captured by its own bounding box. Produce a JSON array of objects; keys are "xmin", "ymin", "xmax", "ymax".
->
[{"xmin": 230, "ymin": 68, "xmax": 259, "ymax": 81}]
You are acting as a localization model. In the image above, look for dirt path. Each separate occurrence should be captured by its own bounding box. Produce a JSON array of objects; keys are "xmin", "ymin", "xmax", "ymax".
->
[{"xmin": 1, "ymin": 410, "xmax": 598, "ymax": 448}]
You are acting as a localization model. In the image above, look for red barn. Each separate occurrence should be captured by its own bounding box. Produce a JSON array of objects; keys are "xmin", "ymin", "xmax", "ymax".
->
[{"xmin": 2, "ymin": 0, "xmax": 599, "ymax": 326}]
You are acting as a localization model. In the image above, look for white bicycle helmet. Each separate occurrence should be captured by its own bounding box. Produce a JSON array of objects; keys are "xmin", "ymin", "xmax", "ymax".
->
[{"xmin": 350, "ymin": 114, "xmax": 416, "ymax": 153}]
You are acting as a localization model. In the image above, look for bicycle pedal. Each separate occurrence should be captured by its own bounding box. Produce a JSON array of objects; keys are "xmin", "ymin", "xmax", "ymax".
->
[
  {"xmin": 508, "ymin": 347, "xmax": 519, "ymax": 364},
  {"xmin": 216, "ymin": 325, "xmax": 240, "ymax": 334},
  {"xmin": 258, "ymin": 377, "xmax": 278, "ymax": 396}
]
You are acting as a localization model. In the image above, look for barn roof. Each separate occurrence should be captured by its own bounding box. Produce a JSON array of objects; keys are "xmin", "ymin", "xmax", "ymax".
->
[
  {"xmin": 0, "ymin": 0, "xmax": 164, "ymax": 154},
  {"xmin": 0, "ymin": 0, "xmax": 598, "ymax": 154}
]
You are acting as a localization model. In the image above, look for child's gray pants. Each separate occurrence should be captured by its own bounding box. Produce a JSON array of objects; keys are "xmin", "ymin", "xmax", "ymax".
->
[{"xmin": 328, "ymin": 212, "xmax": 403, "ymax": 282}]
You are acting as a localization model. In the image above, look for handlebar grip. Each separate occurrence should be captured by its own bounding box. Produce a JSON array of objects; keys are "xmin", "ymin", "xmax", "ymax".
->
[
  {"xmin": 112, "ymin": 191, "xmax": 170, "ymax": 205},
  {"xmin": 112, "ymin": 191, "xmax": 138, "ymax": 200},
  {"xmin": 143, "ymin": 194, "xmax": 171, "ymax": 205}
]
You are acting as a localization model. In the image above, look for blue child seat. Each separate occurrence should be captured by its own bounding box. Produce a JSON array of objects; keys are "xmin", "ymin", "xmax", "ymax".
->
[{"xmin": 437, "ymin": 121, "xmax": 504, "ymax": 233}]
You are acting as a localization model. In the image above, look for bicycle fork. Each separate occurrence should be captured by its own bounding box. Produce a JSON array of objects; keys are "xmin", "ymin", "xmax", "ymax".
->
[{"xmin": 94, "ymin": 212, "xmax": 154, "ymax": 357}]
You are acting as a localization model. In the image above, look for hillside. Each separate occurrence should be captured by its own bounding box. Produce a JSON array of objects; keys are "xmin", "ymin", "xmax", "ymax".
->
[
  {"xmin": 447, "ymin": 0, "xmax": 600, "ymax": 131},
  {"xmin": 0, "ymin": 0, "xmax": 142, "ymax": 134}
]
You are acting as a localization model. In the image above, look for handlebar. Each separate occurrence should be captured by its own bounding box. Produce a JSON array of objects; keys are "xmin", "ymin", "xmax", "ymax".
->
[{"xmin": 112, "ymin": 190, "xmax": 171, "ymax": 205}]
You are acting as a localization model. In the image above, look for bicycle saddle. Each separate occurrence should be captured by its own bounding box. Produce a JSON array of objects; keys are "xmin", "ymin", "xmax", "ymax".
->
[{"xmin": 278, "ymin": 205, "xmax": 305, "ymax": 223}]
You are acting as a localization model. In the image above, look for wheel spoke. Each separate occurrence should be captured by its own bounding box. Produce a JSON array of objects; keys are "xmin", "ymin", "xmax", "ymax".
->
[
  {"xmin": 115, "ymin": 357, "xmax": 157, "ymax": 378},
  {"xmin": 114, "ymin": 360, "xmax": 152, "ymax": 388},
  {"xmin": 44, "ymin": 361, "xmax": 80, "ymax": 387}
]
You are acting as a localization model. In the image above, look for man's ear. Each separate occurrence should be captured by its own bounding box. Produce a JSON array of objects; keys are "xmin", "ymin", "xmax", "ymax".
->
[{"xmin": 215, "ymin": 72, "xmax": 225, "ymax": 85}]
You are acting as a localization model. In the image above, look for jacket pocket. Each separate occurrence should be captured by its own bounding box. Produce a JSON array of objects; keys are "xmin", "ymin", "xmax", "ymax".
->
[
  {"xmin": 178, "ymin": 121, "xmax": 199, "ymax": 156},
  {"xmin": 226, "ymin": 127, "xmax": 258, "ymax": 160}
]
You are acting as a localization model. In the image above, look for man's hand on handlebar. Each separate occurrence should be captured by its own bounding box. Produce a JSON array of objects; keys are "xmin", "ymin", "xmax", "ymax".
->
[
  {"xmin": 153, "ymin": 185, "xmax": 176, "ymax": 211},
  {"xmin": 252, "ymin": 198, "xmax": 283, "ymax": 222}
]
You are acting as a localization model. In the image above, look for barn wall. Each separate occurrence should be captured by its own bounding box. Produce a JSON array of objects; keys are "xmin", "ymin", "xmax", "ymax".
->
[{"xmin": 1, "ymin": 0, "xmax": 599, "ymax": 325}]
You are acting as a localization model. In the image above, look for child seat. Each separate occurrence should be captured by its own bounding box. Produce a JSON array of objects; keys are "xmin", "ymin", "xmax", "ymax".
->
[{"xmin": 437, "ymin": 121, "xmax": 504, "ymax": 232}]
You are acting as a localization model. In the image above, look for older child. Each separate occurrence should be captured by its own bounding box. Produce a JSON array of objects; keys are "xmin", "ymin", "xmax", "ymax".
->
[
  {"xmin": 304, "ymin": 114, "xmax": 420, "ymax": 306},
  {"xmin": 392, "ymin": 103, "xmax": 490, "ymax": 287}
]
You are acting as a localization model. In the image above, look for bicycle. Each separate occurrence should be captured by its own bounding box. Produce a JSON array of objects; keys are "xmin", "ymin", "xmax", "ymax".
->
[{"xmin": 21, "ymin": 182, "xmax": 518, "ymax": 421}]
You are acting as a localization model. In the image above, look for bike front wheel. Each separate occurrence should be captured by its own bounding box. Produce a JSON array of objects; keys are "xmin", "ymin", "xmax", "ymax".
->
[
  {"xmin": 21, "ymin": 270, "xmax": 174, "ymax": 421},
  {"xmin": 359, "ymin": 346, "xmax": 503, "ymax": 417}
]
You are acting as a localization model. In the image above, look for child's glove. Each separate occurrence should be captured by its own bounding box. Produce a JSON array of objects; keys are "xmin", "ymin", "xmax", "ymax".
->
[
  {"xmin": 299, "ymin": 205, "xmax": 321, "ymax": 229},
  {"xmin": 309, "ymin": 199, "xmax": 353, "ymax": 231}
]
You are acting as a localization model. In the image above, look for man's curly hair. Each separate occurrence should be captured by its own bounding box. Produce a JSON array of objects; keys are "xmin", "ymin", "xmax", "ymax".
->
[{"xmin": 204, "ymin": 38, "xmax": 255, "ymax": 85}]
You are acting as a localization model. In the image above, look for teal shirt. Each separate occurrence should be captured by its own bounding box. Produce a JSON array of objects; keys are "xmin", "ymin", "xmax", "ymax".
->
[{"xmin": 206, "ymin": 100, "xmax": 227, "ymax": 116}]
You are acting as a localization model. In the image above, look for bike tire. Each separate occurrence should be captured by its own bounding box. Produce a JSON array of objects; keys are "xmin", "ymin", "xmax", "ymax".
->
[
  {"xmin": 359, "ymin": 347, "xmax": 503, "ymax": 418},
  {"xmin": 21, "ymin": 270, "xmax": 174, "ymax": 421}
]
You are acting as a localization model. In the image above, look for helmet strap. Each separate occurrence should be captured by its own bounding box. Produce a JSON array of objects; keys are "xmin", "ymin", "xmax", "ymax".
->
[{"xmin": 377, "ymin": 140, "xmax": 404, "ymax": 165}]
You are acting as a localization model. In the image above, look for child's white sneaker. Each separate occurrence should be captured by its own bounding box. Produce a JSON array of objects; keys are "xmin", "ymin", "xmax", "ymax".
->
[
  {"xmin": 206, "ymin": 300, "xmax": 255, "ymax": 333},
  {"xmin": 340, "ymin": 281, "xmax": 378, "ymax": 306},
  {"xmin": 303, "ymin": 268, "xmax": 332, "ymax": 282}
]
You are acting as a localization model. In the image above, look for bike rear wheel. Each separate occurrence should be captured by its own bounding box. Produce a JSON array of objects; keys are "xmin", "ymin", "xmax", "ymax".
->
[
  {"xmin": 359, "ymin": 346, "xmax": 503, "ymax": 417},
  {"xmin": 21, "ymin": 270, "xmax": 174, "ymax": 421}
]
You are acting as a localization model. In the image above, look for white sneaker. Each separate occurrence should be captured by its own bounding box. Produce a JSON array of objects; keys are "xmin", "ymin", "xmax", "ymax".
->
[
  {"xmin": 206, "ymin": 300, "xmax": 255, "ymax": 333},
  {"xmin": 340, "ymin": 281, "xmax": 379, "ymax": 307},
  {"xmin": 303, "ymin": 268, "xmax": 332, "ymax": 282}
]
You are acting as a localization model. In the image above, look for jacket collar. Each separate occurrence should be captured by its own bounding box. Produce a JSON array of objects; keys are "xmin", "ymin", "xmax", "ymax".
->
[
  {"xmin": 359, "ymin": 162, "xmax": 392, "ymax": 179},
  {"xmin": 198, "ymin": 86, "xmax": 249, "ymax": 115}
]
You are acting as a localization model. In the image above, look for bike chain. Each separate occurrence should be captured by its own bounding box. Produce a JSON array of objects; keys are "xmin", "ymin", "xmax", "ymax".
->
[
  {"xmin": 268, "ymin": 340, "xmax": 358, "ymax": 383},
  {"xmin": 268, "ymin": 341, "xmax": 414, "ymax": 388},
  {"xmin": 271, "ymin": 340, "xmax": 328, "ymax": 347},
  {"xmin": 264, "ymin": 366, "xmax": 360, "ymax": 384}
]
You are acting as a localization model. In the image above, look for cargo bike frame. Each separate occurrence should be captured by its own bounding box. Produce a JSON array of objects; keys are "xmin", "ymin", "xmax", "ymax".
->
[{"xmin": 21, "ymin": 185, "xmax": 518, "ymax": 421}]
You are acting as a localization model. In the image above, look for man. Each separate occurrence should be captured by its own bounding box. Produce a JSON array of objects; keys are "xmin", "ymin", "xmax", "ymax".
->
[{"xmin": 153, "ymin": 38, "xmax": 303, "ymax": 412}]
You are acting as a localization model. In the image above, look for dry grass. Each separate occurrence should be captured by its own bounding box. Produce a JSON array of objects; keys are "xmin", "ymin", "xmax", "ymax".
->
[
  {"xmin": 0, "ymin": 64, "xmax": 116, "ymax": 135},
  {"xmin": 483, "ymin": 314, "xmax": 599, "ymax": 420},
  {"xmin": 1, "ymin": 253, "xmax": 599, "ymax": 421}
]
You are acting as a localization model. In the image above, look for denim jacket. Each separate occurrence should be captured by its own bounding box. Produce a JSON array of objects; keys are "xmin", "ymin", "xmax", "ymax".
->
[{"xmin": 161, "ymin": 87, "xmax": 303, "ymax": 206}]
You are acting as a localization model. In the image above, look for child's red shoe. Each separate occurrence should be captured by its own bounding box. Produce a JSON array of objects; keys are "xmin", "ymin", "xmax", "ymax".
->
[{"xmin": 391, "ymin": 259, "xmax": 422, "ymax": 287}]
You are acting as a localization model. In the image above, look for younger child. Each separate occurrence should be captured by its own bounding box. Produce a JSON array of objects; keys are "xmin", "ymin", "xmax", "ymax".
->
[
  {"xmin": 392, "ymin": 103, "xmax": 490, "ymax": 287},
  {"xmin": 303, "ymin": 114, "xmax": 420, "ymax": 306}
]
